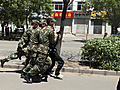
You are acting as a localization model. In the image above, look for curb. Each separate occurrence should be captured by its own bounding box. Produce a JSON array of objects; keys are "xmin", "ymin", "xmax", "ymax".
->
[
  {"xmin": 61, "ymin": 67, "xmax": 120, "ymax": 76},
  {"xmin": 1, "ymin": 64, "xmax": 120, "ymax": 76}
]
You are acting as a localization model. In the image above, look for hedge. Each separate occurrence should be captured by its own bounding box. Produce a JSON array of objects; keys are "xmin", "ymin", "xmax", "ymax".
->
[{"xmin": 81, "ymin": 36, "xmax": 120, "ymax": 71}]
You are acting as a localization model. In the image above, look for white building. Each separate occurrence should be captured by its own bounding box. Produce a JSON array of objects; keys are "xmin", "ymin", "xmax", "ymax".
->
[
  {"xmin": 0, "ymin": 0, "xmax": 112, "ymax": 38},
  {"xmin": 52, "ymin": 0, "xmax": 111, "ymax": 38}
]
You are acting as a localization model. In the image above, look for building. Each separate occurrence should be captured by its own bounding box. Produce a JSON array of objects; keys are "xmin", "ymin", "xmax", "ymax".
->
[
  {"xmin": 52, "ymin": 0, "xmax": 111, "ymax": 38},
  {"xmin": 0, "ymin": 0, "xmax": 112, "ymax": 39}
]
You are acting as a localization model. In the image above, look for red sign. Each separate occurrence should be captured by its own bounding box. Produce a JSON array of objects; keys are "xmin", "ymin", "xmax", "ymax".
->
[{"xmin": 50, "ymin": 11, "xmax": 74, "ymax": 18}]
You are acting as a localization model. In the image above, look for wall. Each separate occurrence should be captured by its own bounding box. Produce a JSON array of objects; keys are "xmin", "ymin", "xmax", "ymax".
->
[{"xmin": 54, "ymin": 18, "xmax": 72, "ymax": 33}]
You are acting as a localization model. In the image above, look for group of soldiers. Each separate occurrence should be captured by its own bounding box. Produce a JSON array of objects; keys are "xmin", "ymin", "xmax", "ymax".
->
[{"xmin": 0, "ymin": 17, "xmax": 64, "ymax": 83}]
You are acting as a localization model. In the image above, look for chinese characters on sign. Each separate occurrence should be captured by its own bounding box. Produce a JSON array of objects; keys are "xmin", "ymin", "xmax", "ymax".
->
[
  {"xmin": 90, "ymin": 11, "xmax": 106, "ymax": 18},
  {"xmin": 51, "ymin": 11, "xmax": 74, "ymax": 18}
]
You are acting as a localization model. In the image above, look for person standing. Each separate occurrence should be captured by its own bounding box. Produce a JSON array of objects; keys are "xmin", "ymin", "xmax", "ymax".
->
[{"xmin": 43, "ymin": 17, "xmax": 64, "ymax": 79}]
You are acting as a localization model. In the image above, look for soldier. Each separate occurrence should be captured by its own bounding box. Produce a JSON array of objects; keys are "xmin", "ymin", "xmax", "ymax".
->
[
  {"xmin": 22, "ymin": 19, "xmax": 55, "ymax": 83},
  {"xmin": 0, "ymin": 20, "xmax": 40, "ymax": 77},
  {"xmin": 43, "ymin": 17, "xmax": 64, "ymax": 79},
  {"xmin": 39, "ymin": 19, "xmax": 47, "ymax": 28}
]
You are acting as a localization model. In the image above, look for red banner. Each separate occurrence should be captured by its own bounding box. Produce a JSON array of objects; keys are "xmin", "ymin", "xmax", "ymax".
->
[{"xmin": 50, "ymin": 11, "xmax": 74, "ymax": 18}]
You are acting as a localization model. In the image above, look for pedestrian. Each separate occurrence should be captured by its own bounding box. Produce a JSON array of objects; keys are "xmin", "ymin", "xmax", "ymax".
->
[
  {"xmin": 22, "ymin": 19, "xmax": 55, "ymax": 83},
  {"xmin": 42, "ymin": 17, "xmax": 64, "ymax": 79},
  {"xmin": 103, "ymin": 31, "xmax": 107, "ymax": 39}
]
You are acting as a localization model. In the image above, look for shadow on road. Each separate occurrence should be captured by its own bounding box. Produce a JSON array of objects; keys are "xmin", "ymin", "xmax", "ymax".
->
[
  {"xmin": 72, "ymin": 40, "xmax": 87, "ymax": 43},
  {"xmin": 0, "ymin": 69, "xmax": 22, "ymax": 73},
  {"xmin": 0, "ymin": 69, "xmax": 63, "ymax": 84}
]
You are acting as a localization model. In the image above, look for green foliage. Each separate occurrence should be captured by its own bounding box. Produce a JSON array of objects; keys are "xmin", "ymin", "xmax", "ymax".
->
[
  {"xmin": 83, "ymin": 0, "xmax": 120, "ymax": 28},
  {"xmin": 81, "ymin": 36, "xmax": 120, "ymax": 70},
  {"xmin": 0, "ymin": 0, "xmax": 53, "ymax": 27},
  {"xmin": 98, "ymin": 60, "xmax": 120, "ymax": 71}
]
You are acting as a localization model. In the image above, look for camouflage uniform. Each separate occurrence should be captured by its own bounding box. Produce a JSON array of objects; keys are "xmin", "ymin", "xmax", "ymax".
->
[
  {"xmin": 23, "ymin": 25, "xmax": 55, "ymax": 76},
  {"xmin": 4, "ymin": 28, "xmax": 32, "ymax": 66},
  {"xmin": 22, "ymin": 26, "xmax": 40, "ymax": 73}
]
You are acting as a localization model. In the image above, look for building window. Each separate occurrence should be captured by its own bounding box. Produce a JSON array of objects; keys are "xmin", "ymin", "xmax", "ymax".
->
[
  {"xmin": 52, "ymin": 2, "xmax": 72, "ymax": 10},
  {"xmin": 52, "ymin": 2, "xmax": 63, "ymax": 10},
  {"xmin": 77, "ymin": 2, "xmax": 85, "ymax": 10}
]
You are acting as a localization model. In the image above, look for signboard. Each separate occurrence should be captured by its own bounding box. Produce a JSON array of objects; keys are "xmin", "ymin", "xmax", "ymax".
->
[
  {"xmin": 90, "ymin": 11, "xmax": 106, "ymax": 18},
  {"xmin": 74, "ymin": 11, "xmax": 90, "ymax": 18},
  {"xmin": 50, "ymin": 11, "xmax": 74, "ymax": 18}
]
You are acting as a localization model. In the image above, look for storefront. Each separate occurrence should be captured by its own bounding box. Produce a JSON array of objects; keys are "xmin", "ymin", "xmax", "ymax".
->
[
  {"xmin": 50, "ymin": 10, "xmax": 111, "ymax": 36},
  {"xmin": 90, "ymin": 11, "xmax": 110, "ymax": 35},
  {"xmin": 51, "ymin": 11, "xmax": 74, "ymax": 33},
  {"xmin": 73, "ymin": 11, "xmax": 90, "ymax": 34}
]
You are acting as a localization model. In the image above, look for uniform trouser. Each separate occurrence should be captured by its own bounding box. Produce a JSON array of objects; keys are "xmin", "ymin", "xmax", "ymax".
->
[
  {"xmin": 43, "ymin": 51, "xmax": 64, "ymax": 75},
  {"xmin": 23, "ymin": 53, "xmax": 52, "ymax": 76},
  {"xmin": 6, "ymin": 51, "xmax": 19, "ymax": 61},
  {"xmin": 6, "ymin": 50, "xmax": 29, "ymax": 67}
]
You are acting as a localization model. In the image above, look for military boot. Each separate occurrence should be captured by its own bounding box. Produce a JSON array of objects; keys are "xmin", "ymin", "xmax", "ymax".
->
[
  {"xmin": 41, "ymin": 75, "xmax": 48, "ymax": 82},
  {"xmin": 32, "ymin": 74, "xmax": 41, "ymax": 82},
  {"xmin": 44, "ymin": 75, "xmax": 48, "ymax": 82},
  {"xmin": 24, "ymin": 73, "xmax": 32, "ymax": 83},
  {"xmin": 21, "ymin": 72, "xmax": 27, "ymax": 78},
  {"xmin": 0, "ymin": 58, "xmax": 7, "ymax": 68}
]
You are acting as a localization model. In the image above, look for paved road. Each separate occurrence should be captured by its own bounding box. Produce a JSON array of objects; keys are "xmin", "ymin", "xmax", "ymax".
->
[
  {"xmin": 0, "ymin": 68, "xmax": 119, "ymax": 90},
  {"xmin": 0, "ymin": 34, "xmax": 85, "ymax": 61}
]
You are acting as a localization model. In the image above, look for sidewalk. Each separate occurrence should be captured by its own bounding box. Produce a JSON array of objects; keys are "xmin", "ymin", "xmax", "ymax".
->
[
  {"xmin": 1, "ymin": 58, "xmax": 120, "ymax": 76},
  {"xmin": 0, "ymin": 34, "xmax": 120, "ymax": 76}
]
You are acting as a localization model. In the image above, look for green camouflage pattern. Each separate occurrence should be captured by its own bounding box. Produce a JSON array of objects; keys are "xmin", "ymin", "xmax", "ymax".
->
[
  {"xmin": 6, "ymin": 51, "xmax": 19, "ymax": 61},
  {"xmin": 27, "ymin": 27, "xmax": 41, "ymax": 53},
  {"xmin": 18, "ymin": 28, "xmax": 32, "ymax": 49},
  {"xmin": 23, "ymin": 25, "xmax": 55, "ymax": 75},
  {"xmin": 22, "ymin": 27, "xmax": 41, "ymax": 74},
  {"xmin": 37, "ymin": 26, "xmax": 55, "ymax": 54},
  {"xmin": 27, "ymin": 56, "xmax": 52, "ymax": 76},
  {"xmin": 6, "ymin": 28, "xmax": 33, "ymax": 61},
  {"xmin": 39, "ymin": 19, "xmax": 47, "ymax": 25}
]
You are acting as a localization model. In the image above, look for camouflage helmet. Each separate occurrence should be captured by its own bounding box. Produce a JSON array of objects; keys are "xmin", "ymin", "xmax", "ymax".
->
[
  {"xmin": 47, "ymin": 17, "xmax": 56, "ymax": 24},
  {"xmin": 31, "ymin": 20, "xmax": 40, "ymax": 25},
  {"xmin": 40, "ymin": 19, "xmax": 47, "ymax": 25}
]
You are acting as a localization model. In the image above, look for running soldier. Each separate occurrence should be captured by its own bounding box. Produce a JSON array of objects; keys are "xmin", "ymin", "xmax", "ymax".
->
[
  {"xmin": 0, "ymin": 20, "xmax": 40, "ymax": 73},
  {"xmin": 22, "ymin": 19, "xmax": 55, "ymax": 83}
]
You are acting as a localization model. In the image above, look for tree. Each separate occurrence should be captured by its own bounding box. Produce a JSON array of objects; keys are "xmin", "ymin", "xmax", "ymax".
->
[
  {"xmin": 0, "ymin": 0, "xmax": 53, "ymax": 28},
  {"xmin": 56, "ymin": 0, "xmax": 74, "ymax": 55},
  {"xmin": 83, "ymin": 0, "xmax": 120, "ymax": 34}
]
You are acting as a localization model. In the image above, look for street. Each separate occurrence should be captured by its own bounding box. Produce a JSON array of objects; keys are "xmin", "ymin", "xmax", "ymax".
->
[
  {"xmin": 0, "ymin": 68, "xmax": 119, "ymax": 90},
  {"xmin": 0, "ymin": 35, "xmax": 119, "ymax": 90},
  {"xmin": 0, "ymin": 34, "xmax": 85, "ymax": 61}
]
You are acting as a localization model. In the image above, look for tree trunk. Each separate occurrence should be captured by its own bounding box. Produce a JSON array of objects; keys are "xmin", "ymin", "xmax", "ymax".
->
[
  {"xmin": 56, "ymin": 0, "xmax": 70, "ymax": 55},
  {"xmin": 115, "ymin": 26, "xmax": 118, "ymax": 34},
  {"xmin": 2, "ymin": 23, "xmax": 4, "ymax": 39}
]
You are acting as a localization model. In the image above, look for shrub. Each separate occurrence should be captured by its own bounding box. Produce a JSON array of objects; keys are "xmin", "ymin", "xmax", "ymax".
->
[{"xmin": 81, "ymin": 36, "xmax": 120, "ymax": 70}]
